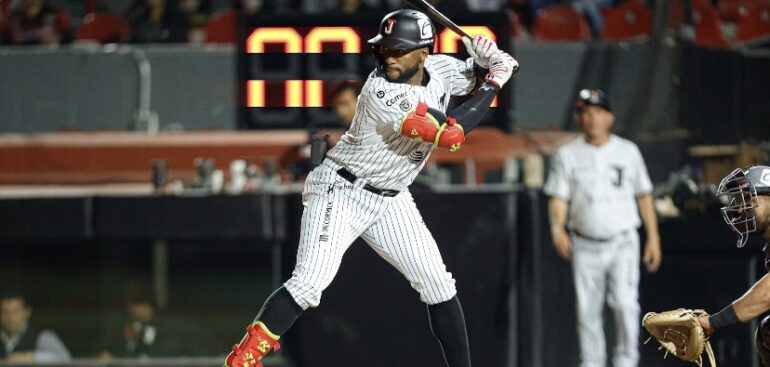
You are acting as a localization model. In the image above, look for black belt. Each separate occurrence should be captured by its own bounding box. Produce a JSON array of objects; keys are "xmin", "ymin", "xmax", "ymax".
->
[{"xmin": 336, "ymin": 168, "xmax": 399, "ymax": 197}]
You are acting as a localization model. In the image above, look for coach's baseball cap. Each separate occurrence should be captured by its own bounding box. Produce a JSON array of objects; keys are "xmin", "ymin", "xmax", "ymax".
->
[{"xmin": 574, "ymin": 89, "xmax": 611, "ymax": 112}]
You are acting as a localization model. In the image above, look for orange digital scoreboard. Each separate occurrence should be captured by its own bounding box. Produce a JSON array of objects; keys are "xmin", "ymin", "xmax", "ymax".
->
[{"xmin": 238, "ymin": 14, "xmax": 512, "ymax": 129}]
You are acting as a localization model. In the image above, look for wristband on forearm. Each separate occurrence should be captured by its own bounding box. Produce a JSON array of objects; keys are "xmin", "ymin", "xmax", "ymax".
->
[{"xmin": 709, "ymin": 304, "xmax": 739, "ymax": 330}]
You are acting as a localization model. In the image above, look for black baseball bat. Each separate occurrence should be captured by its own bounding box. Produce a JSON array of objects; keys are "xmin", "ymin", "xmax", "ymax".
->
[
  {"xmin": 406, "ymin": 0, "xmax": 520, "ymax": 76},
  {"xmin": 404, "ymin": 0, "xmax": 471, "ymax": 39}
]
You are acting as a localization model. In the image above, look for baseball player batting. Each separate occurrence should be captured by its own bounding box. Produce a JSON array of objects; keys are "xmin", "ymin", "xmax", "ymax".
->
[{"xmin": 223, "ymin": 9, "xmax": 517, "ymax": 367}]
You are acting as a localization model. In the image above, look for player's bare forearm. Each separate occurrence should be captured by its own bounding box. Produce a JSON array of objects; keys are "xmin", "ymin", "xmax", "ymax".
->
[
  {"xmin": 706, "ymin": 273, "xmax": 770, "ymax": 331},
  {"xmin": 637, "ymin": 193, "xmax": 662, "ymax": 271},
  {"xmin": 637, "ymin": 194, "xmax": 660, "ymax": 242},
  {"xmin": 548, "ymin": 197, "xmax": 571, "ymax": 259},
  {"xmin": 734, "ymin": 273, "xmax": 770, "ymax": 322},
  {"xmin": 548, "ymin": 197, "xmax": 569, "ymax": 236}
]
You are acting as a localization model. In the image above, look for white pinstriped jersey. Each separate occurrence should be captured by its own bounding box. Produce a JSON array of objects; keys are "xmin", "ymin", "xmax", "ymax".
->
[
  {"xmin": 546, "ymin": 135, "xmax": 650, "ymax": 367},
  {"xmin": 544, "ymin": 134, "xmax": 653, "ymax": 239},
  {"xmin": 283, "ymin": 54, "xmax": 477, "ymax": 310},
  {"xmin": 325, "ymin": 54, "xmax": 477, "ymax": 191}
]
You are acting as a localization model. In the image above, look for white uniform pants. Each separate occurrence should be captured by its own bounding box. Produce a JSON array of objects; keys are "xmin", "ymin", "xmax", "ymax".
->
[
  {"xmin": 571, "ymin": 230, "xmax": 640, "ymax": 367},
  {"xmin": 284, "ymin": 160, "xmax": 457, "ymax": 309}
]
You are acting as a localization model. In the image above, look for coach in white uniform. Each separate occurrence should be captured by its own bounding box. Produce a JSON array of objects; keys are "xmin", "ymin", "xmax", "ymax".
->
[
  {"xmin": 544, "ymin": 89, "xmax": 662, "ymax": 367},
  {"xmin": 223, "ymin": 9, "xmax": 518, "ymax": 367}
]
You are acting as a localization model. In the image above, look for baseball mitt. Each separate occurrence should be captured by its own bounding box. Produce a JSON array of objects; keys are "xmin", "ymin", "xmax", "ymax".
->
[{"xmin": 642, "ymin": 308, "xmax": 716, "ymax": 366}]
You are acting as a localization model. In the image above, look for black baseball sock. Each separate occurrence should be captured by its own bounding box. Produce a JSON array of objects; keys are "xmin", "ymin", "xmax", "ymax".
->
[
  {"xmin": 427, "ymin": 295, "xmax": 472, "ymax": 367},
  {"xmin": 254, "ymin": 286, "xmax": 304, "ymax": 335}
]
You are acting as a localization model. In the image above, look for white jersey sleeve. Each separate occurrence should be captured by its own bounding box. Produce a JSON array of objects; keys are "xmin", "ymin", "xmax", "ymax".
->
[
  {"xmin": 630, "ymin": 144, "xmax": 653, "ymax": 195},
  {"xmin": 543, "ymin": 148, "xmax": 572, "ymax": 200},
  {"xmin": 425, "ymin": 54, "xmax": 477, "ymax": 97}
]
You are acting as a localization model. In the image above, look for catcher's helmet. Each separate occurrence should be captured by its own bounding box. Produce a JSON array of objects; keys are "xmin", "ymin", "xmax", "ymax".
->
[
  {"xmin": 368, "ymin": 9, "xmax": 435, "ymax": 52},
  {"xmin": 717, "ymin": 165, "xmax": 770, "ymax": 247}
]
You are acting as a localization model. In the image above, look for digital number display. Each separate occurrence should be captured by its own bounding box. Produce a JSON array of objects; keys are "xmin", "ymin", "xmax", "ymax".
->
[{"xmin": 237, "ymin": 14, "xmax": 512, "ymax": 129}]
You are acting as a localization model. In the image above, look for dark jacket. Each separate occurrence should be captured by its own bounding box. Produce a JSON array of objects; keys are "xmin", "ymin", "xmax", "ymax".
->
[{"xmin": 0, "ymin": 325, "xmax": 41, "ymax": 358}]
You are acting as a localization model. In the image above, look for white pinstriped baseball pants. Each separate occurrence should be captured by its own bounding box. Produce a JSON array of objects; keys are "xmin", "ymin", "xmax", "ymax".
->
[
  {"xmin": 571, "ymin": 230, "xmax": 640, "ymax": 367},
  {"xmin": 284, "ymin": 160, "xmax": 457, "ymax": 310}
]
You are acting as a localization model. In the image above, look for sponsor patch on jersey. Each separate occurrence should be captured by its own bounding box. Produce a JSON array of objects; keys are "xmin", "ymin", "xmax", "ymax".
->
[
  {"xmin": 400, "ymin": 99, "xmax": 411, "ymax": 112},
  {"xmin": 376, "ymin": 90, "xmax": 385, "ymax": 98},
  {"xmin": 385, "ymin": 91, "xmax": 409, "ymax": 106},
  {"xmin": 761, "ymin": 168, "xmax": 770, "ymax": 186},
  {"xmin": 417, "ymin": 19, "xmax": 433, "ymax": 40}
]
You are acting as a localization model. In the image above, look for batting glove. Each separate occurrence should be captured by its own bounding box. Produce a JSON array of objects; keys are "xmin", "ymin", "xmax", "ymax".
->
[
  {"xmin": 485, "ymin": 50, "xmax": 518, "ymax": 89},
  {"xmin": 461, "ymin": 35, "xmax": 498, "ymax": 68}
]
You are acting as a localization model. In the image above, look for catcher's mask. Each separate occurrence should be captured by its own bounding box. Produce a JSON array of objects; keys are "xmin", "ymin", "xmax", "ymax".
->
[
  {"xmin": 367, "ymin": 9, "xmax": 435, "ymax": 73},
  {"xmin": 717, "ymin": 165, "xmax": 770, "ymax": 247}
]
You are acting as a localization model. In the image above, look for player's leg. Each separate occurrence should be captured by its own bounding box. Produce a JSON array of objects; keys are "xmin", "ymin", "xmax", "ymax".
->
[
  {"xmin": 755, "ymin": 315, "xmax": 770, "ymax": 366},
  {"xmin": 225, "ymin": 165, "xmax": 369, "ymax": 367},
  {"xmin": 606, "ymin": 230, "xmax": 641, "ymax": 367},
  {"xmin": 361, "ymin": 190, "xmax": 470, "ymax": 367},
  {"xmin": 571, "ymin": 234, "xmax": 610, "ymax": 367},
  {"xmin": 427, "ymin": 296, "xmax": 471, "ymax": 367},
  {"xmin": 283, "ymin": 170, "xmax": 381, "ymax": 309}
]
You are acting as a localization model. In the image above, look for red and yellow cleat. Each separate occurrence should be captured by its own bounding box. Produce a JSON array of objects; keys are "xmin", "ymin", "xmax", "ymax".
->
[{"xmin": 224, "ymin": 322, "xmax": 280, "ymax": 367}]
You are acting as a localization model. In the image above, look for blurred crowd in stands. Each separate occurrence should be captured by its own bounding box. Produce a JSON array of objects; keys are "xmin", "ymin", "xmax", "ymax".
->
[
  {"xmin": 0, "ymin": 0, "xmax": 768, "ymax": 47},
  {"xmin": 2, "ymin": 284, "xmax": 206, "ymax": 363},
  {"xmin": 1, "ymin": 290, "xmax": 71, "ymax": 363}
]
